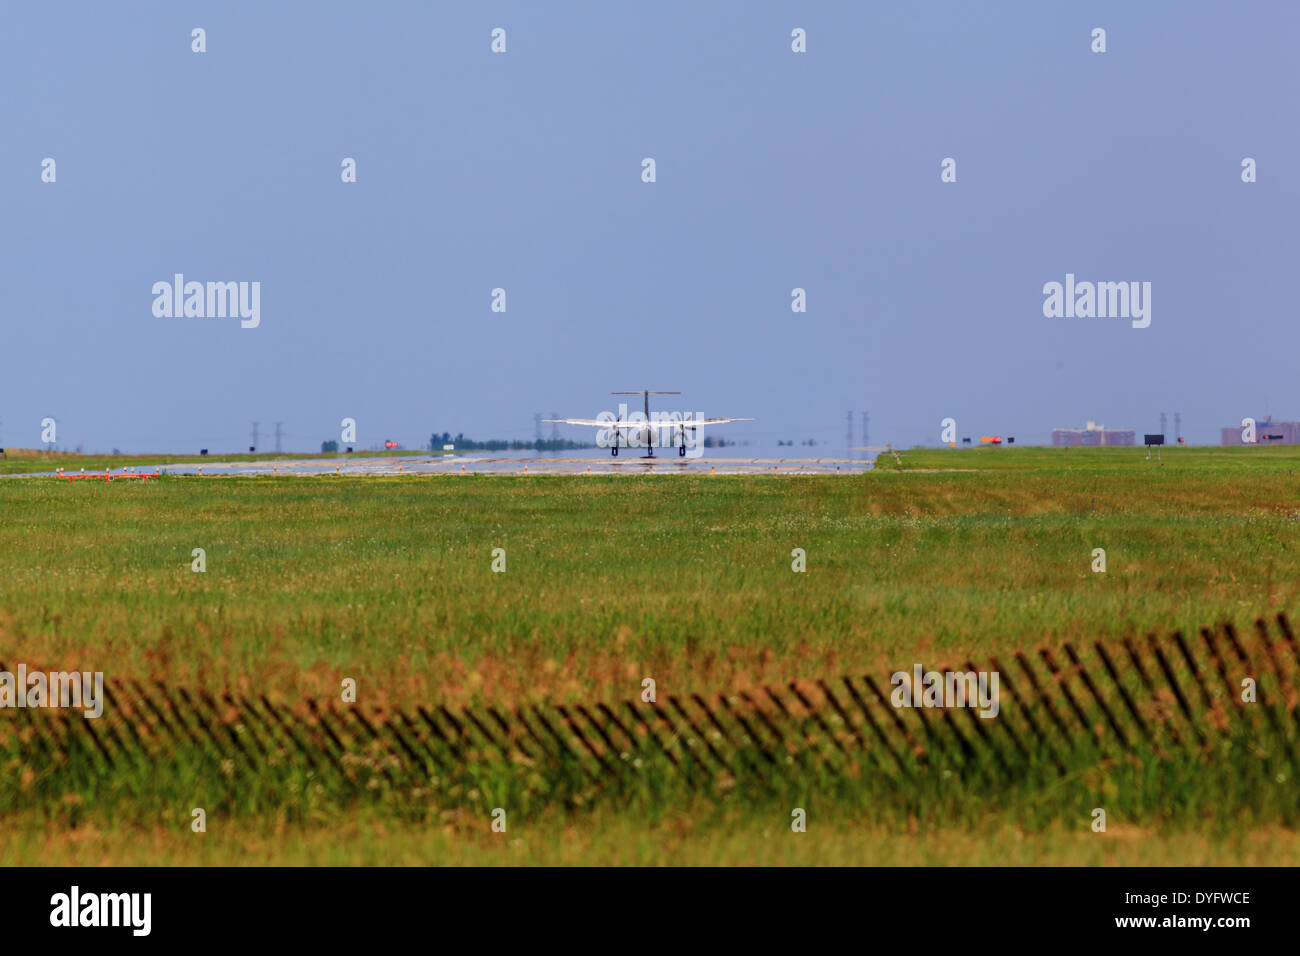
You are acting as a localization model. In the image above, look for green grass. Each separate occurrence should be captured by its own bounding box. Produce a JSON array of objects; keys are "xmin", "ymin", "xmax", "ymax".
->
[
  {"xmin": 0, "ymin": 447, "xmax": 452, "ymax": 476},
  {"xmin": 2, "ymin": 447, "xmax": 1296, "ymax": 703},
  {"xmin": 1, "ymin": 445, "xmax": 1298, "ymax": 864}
]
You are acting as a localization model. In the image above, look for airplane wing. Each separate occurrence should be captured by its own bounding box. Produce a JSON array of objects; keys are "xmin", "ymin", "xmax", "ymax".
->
[
  {"xmin": 542, "ymin": 419, "xmax": 661, "ymax": 430},
  {"xmin": 645, "ymin": 418, "xmax": 754, "ymax": 428},
  {"xmin": 544, "ymin": 419, "xmax": 685, "ymax": 431}
]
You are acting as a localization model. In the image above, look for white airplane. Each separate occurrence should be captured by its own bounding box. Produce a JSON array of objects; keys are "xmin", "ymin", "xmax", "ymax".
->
[{"xmin": 545, "ymin": 390, "xmax": 753, "ymax": 458}]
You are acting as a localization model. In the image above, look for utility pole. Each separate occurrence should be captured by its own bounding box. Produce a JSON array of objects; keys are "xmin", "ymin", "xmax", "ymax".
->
[
  {"xmin": 1160, "ymin": 411, "xmax": 1167, "ymax": 440},
  {"xmin": 846, "ymin": 411, "xmax": 854, "ymax": 460},
  {"xmin": 274, "ymin": 422, "xmax": 284, "ymax": 454},
  {"xmin": 251, "ymin": 421, "xmax": 259, "ymax": 453},
  {"xmin": 1174, "ymin": 412, "xmax": 1181, "ymax": 444},
  {"xmin": 550, "ymin": 412, "xmax": 560, "ymax": 444}
]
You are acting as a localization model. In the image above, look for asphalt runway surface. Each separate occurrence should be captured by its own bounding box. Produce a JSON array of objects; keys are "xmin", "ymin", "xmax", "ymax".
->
[{"xmin": 13, "ymin": 455, "xmax": 875, "ymax": 478}]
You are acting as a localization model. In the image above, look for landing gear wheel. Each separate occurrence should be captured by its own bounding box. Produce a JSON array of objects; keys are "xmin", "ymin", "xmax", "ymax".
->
[
  {"xmin": 611, "ymin": 446, "xmax": 619, "ymax": 457},
  {"xmin": 679, "ymin": 444, "xmax": 687, "ymax": 457}
]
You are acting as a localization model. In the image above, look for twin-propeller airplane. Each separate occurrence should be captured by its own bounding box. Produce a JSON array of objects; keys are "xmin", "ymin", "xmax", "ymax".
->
[{"xmin": 545, "ymin": 391, "xmax": 753, "ymax": 458}]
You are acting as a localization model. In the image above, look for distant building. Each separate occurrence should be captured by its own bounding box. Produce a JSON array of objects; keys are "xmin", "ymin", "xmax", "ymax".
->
[
  {"xmin": 1052, "ymin": 420, "xmax": 1136, "ymax": 447},
  {"xmin": 1221, "ymin": 417, "xmax": 1300, "ymax": 446}
]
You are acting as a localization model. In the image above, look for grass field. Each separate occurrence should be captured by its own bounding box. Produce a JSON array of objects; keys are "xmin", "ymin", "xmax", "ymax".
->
[
  {"xmin": 1, "ymin": 445, "xmax": 1298, "ymax": 864},
  {"xmin": 0, "ymin": 447, "xmax": 450, "ymax": 476}
]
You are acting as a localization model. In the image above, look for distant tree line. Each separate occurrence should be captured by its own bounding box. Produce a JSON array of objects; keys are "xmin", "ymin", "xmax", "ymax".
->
[{"xmin": 428, "ymin": 431, "xmax": 595, "ymax": 452}]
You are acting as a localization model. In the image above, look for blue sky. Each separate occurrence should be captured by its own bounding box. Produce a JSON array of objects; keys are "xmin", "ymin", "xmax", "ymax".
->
[{"xmin": 3, "ymin": 1, "xmax": 1297, "ymax": 452}]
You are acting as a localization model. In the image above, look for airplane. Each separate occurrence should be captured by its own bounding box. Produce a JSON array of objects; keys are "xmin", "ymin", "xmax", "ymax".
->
[{"xmin": 545, "ymin": 390, "xmax": 753, "ymax": 458}]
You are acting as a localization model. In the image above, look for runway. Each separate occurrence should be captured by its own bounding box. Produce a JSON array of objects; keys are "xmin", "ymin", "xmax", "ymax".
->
[{"xmin": 14, "ymin": 454, "xmax": 875, "ymax": 479}]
